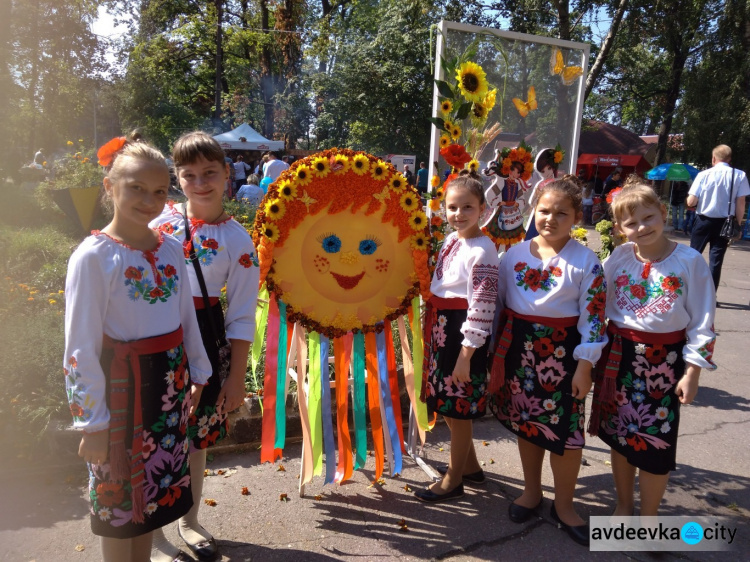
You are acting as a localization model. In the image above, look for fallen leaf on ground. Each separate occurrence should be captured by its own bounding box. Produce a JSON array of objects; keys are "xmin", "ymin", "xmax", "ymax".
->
[
  {"xmin": 482, "ymin": 441, "xmax": 489, "ymax": 446},
  {"xmin": 490, "ymin": 458, "xmax": 495, "ymax": 464},
  {"xmin": 277, "ymin": 464, "xmax": 286, "ymax": 472},
  {"xmin": 280, "ymin": 493, "xmax": 289, "ymax": 502},
  {"xmin": 217, "ymin": 469, "xmax": 226, "ymax": 475},
  {"xmin": 241, "ymin": 487, "xmax": 250, "ymax": 496},
  {"xmin": 397, "ymin": 519, "xmax": 409, "ymax": 532},
  {"xmin": 204, "ymin": 499, "xmax": 217, "ymax": 506},
  {"xmin": 74, "ymin": 545, "xmax": 85, "ymax": 552},
  {"xmin": 314, "ymin": 494, "xmax": 323, "ymax": 500},
  {"xmin": 480, "ymin": 461, "xmax": 485, "ymax": 466},
  {"xmin": 403, "ymin": 484, "xmax": 412, "ymax": 492},
  {"xmin": 439, "ymin": 447, "xmax": 444, "ymax": 452}
]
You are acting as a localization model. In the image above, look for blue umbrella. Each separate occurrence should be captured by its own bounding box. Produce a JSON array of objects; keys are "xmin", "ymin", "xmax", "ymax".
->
[{"xmin": 645, "ymin": 163, "xmax": 700, "ymax": 181}]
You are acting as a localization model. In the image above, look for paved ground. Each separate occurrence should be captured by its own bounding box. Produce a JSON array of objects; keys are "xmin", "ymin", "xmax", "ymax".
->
[{"xmin": 2, "ymin": 230, "xmax": 749, "ymax": 561}]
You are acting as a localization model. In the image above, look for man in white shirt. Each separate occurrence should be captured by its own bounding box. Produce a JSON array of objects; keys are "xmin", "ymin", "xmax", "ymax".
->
[
  {"xmin": 263, "ymin": 151, "xmax": 289, "ymax": 181},
  {"xmin": 687, "ymin": 144, "xmax": 750, "ymax": 289}
]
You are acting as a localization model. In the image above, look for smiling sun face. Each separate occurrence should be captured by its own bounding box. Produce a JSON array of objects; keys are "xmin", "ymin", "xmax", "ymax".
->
[{"xmin": 273, "ymin": 202, "xmax": 415, "ymax": 331}]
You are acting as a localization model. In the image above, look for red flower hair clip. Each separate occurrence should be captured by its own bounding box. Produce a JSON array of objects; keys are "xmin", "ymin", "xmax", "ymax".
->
[{"xmin": 97, "ymin": 136, "xmax": 127, "ymax": 167}]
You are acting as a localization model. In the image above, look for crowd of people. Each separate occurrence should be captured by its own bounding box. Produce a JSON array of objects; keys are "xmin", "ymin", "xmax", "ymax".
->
[{"xmin": 62, "ymin": 134, "xmax": 740, "ymax": 560}]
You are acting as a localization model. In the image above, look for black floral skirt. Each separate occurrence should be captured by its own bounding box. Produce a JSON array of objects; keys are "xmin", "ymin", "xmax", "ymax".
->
[
  {"xmin": 597, "ymin": 337, "xmax": 685, "ymax": 475},
  {"xmin": 189, "ymin": 302, "xmax": 229, "ymax": 451},
  {"xmin": 425, "ymin": 308, "xmax": 490, "ymax": 420},
  {"xmin": 90, "ymin": 344, "xmax": 193, "ymax": 538},
  {"xmin": 489, "ymin": 316, "xmax": 585, "ymax": 456}
]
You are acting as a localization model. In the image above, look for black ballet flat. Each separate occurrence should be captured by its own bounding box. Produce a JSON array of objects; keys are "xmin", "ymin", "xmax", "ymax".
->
[
  {"xmin": 178, "ymin": 529, "xmax": 220, "ymax": 561},
  {"xmin": 436, "ymin": 464, "xmax": 486, "ymax": 485},
  {"xmin": 414, "ymin": 483, "xmax": 465, "ymax": 503},
  {"xmin": 550, "ymin": 502, "xmax": 590, "ymax": 546},
  {"xmin": 508, "ymin": 496, "xmax": 543, "ymax": 523}
]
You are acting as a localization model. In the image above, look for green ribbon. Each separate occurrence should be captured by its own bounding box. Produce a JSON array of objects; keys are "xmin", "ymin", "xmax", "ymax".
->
[
  {"xmin": 352, "ymin": 332, "xmax": 367, "ymax": 470},
  {"xmin": 411, "ymin": 296, "xmax": 429, "ymax": 430},
  {"xmin": 274, "ymin": 301, "xmax": 288, "ymax": 450},
  {"xmin": 251, "ymin": 284, "xmax": 270, "ymax": 407},
  {"xmin": 307, "ymin": 331, "xmax": 323, "ymax": 475}
]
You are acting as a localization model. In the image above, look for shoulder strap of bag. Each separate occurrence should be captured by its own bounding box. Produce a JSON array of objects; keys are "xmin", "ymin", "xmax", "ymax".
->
[
  {"xmin": 727, "ymin": 167, "xmax": 736, "ymax": 216},
  {"xmin": 183, "ymin": 207, "xmax": 223, "ymax": 347}
]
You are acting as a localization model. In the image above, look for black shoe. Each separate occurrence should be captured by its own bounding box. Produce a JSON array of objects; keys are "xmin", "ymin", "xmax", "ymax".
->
[
  {"xmin": 414, "ymin": 483, "xmax": 465, "ymax": 503},
  {"xmin": 178, "ymin": 529, "xmax": 220, "ymax": 561},
  {"xmin": 550, "ymin": 502, "xmax": 590, "ymax": 546},
  {"xmin": 436, "ymin": 464, "xmax": 486, "ymax": 485},
  {"xmin": 508, "ymin": 496, "xmax": 543, "ymax": 523},
  {"xmin": 172, "ymin": 552, "xmax": 193, "ymax": 562}
]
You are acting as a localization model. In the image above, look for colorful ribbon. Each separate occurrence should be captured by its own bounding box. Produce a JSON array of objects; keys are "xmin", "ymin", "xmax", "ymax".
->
[
  {"xmin": 260, "ymin": 297, "xmax": 282, "ymax": 463},
  {"xmin": 409, "ymin": 297, "xmax": 430, "ymax": 431},
  {"xmin": 334, "ymin": 335, "xmax": 353, "ymax": 483},
  {"xmin": 397, "ymin": 315, "xmax": 425, "ymax": 445},
  {"xmin": 364, "ymin": 332, "xmax": 384, "ymax": 480},
  {"xmin": 320, "ymin": 335, "xmax": 337, "ymax": 484},
  {"xmin": 293, "ymin": 324, "xmax": 314, "ymax": 487},
  {"xmin": 352, "ymin": 332, "xmax": 367, "ymax": 470},
  {"xmin": 384, "ymin": 323, "xmax": 406, "ymax": 453},
  {"xmin": 376, "ymin": 329, "xmax": 402, "ymax": 476},
  {"xmin": 251, "ymin": 284, "xmax": 270, "ymax": 401},
  {"xmin": 308, "ymin": 332, "xmax": 323, "ymax": 476},
  {"xmin": 274, "ymin": 301, "xmax": 288, "ymax": 450}
]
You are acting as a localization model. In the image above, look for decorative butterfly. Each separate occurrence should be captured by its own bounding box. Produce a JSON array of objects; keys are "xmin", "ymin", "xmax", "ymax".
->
[
  {"xmin": 550, "ymin": 48, "xmax": 583, "ymax": 86},
  {"xmin": 512, "ymin": 86, "xmax": 537, "ymax": 118}
]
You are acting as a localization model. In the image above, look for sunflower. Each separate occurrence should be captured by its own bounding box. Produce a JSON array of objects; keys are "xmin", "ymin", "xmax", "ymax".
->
[
  {"xmin": 389, "ymin": 173, "xmax": 408, "ymax": 192},
  {"xmin": 483, "ymin": 88, "xmax": 497, "ymax": 111},
  {"xmin": 264, "ymin": 198, "xmax": 287, "ymax": 221},
  {"xmin": 311, "ymin": 157, "xmax": 330, "ymax": 177},
  {"xmin": 440, "ymin": 99, "xmax": 453, "ymax": 115},
  {"xmin": 443, "ymin": 119, "xmax": 454, "ymax": 132},
  {"xmin": 470, "ymin": 102, "xmax": 488, "ymax": 126},
  {"xmin": 451, "ymin": 125, "xmax": 462, "ymax": 140},
  {"xmin": 370, "ymin": 160, "xmax": 390, "ymax": 181},
  {"xmin": 277, "ymin": 180, "xmax": 297, "ymax": 201},
  {"xmin": 294, "ymin": 164, "xmax": 313, "ymax": 186},
  {"xmin": 408, "ymin": 210, "xmax": 428, "ymax": 231},
  {"xmin": 399, "ymin": 192, "xmax": 419, "ymax": 212},
  {"xmin": 466, "ymin": 159, "xmax": 480, "ymax": 173},
  {"xmin": 439, "ymin": 135, "xmax": 451, "ymax": 149},
  {"xmin": 351, "ymin": 154, "xmax": 370, "ymax": 175},
  {"xmin": 410, "ymin": 233, "xmax": 429, "ymax": 250},
  {"xmin": 428, "ymin": 197, "xmax": 442, "ymax": 212},
  {"xmin": 331, "ymin": 153, "xmax": 350, "ymax": 173},
  {"xmin": 261, "ymin": 222, "xmax": 280, "ymax": 243},
  {"xmin": 436, "ymin": 187, "xmax": 445, "ymax": 200},
  {"xmin": 455, "ymin": 61, "xmax": 489, "ymax": 103}
]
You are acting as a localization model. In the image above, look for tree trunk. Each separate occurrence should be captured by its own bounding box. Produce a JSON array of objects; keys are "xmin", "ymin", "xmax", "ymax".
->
[
  {"xmin": 654, "ymin": 46, "xmax": 687, "ymax": 165},
  {"xmin": 259, "ymin": 0, "xmax": 275, "ymax": 138},
  {"xmin": 213, "ymin": 0, "xmax": 224, "ymax": 123},
  {"xmin": 585, "ymin": 0, "xmax": 629, "ymax": 101},
  {"xmin": 0, "ymin": 0, "xmax": 12, "ymax": 165}
]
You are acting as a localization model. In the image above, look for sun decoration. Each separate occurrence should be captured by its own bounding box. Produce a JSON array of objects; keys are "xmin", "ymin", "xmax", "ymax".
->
[
  {"xmin": 455, "ymin": 61, "xmax": 489, "ymax": 103},
  {"xmin": 253, "ymin": 148, "xmax": 431, "ymax": 339},
  {"xmin": 253, "ymin": 149, "xmax": 432, "ymax": 487}
]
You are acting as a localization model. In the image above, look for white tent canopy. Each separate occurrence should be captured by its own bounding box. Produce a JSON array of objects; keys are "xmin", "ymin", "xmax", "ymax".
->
[{"xmin": 213, "ymin": 123, "xmax": 284, "ymax": 151}]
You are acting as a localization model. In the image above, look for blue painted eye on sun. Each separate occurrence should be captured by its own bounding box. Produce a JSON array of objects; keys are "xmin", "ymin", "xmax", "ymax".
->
[
  {"xmin": 321, "ymin": 234, "xmax": 342, "ymax": 253},
  {"xmin": 359, "ymin": 237, "xmax": 381, "ymax": 255}
]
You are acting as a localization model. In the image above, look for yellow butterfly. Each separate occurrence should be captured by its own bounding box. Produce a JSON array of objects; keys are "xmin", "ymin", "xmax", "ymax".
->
[
  {"xmin": 512, "ymin": 86, "xmax": 537, "ymax": 118},
  {"xmin": 550, "ymin": 48, "xmax": 583, "ymax": 86}
]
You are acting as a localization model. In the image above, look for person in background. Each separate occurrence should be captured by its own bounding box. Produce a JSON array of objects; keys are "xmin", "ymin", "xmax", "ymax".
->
[
  {"xmin": 670, "ymin": 181, "xmax": 689, "ymax": 233},
  {"xmin": 403, "ymin": 164, "xmax": 415, "ymax": 186},
  {"xmin": 233, "ymin": 155, "xmax": 251, "ymax": 194},
  {"xmin": 416, "ymin": 161, "xmax": 429, "ymax": 195},
  {"xmin": 263, "ymin": 151, "xmax": 289, "ymax": 181},
  {"xmin": 688, "ymin": 144, "xmax": 750, "ymax": 289},
  {"xmin": 224, "ymin": 154, "xmax": 235, "ymax": 198},
  {"xmin": 235, "ymin": 174, "xmax": 264, "ymax": 207},
  {"xmin": 602, "ymin": 167, "xmax": 622, "ymax": 198},
  {"xmin": 582, "ymin": 184, "xmax": 594, "ymax": 226}
]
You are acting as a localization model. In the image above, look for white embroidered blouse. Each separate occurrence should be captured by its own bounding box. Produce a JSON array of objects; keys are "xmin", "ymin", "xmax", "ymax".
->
[
  {"xmin": 150, "ymin": 202, "xmax": 260, "ymax": 343},
  {"xmin": 430, "ymin": 232, "xmax": 500, "ymax": 348},
  {"xmin": 604, "ymin": 242, "xmax": 717, "ymax": 370},
  {"xmin": 63, "ymin": 232, "xmax": 212, "ymax": 434},
  {"xmin": 497, "ymin": 239, "xmax": 608, "ymax": 366}
]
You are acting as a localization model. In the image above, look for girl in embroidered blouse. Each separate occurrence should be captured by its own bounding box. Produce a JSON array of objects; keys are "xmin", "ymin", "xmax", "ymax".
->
[
  {"xmin": 589, "ymin": 183, "xmax": 716, "ymax": 518},
  {"xmin": 489, "ymin": 177, "xmax": 607, "ymax": 546},
  {"xmin": 416, "ymin": 170, "xmax": 500, "ymax": 503},
  {"xmin": 149, "ymin": 131, "xmax": 259, "ymax": 562},
  {"xmin": 64, "ymin": 137, "xmax": 211, "ymax": 561}
]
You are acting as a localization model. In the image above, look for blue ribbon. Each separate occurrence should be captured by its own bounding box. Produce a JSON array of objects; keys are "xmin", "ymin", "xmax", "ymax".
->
[
  {"xmin": 274, "ymin": 301, "xmax": 288, "ymax": 450},
  {"xmin": 376, "ymin": 330, "xmax": 402, "ymax": 476},
  {"xmin": 320, "ymin": 335, "xmax": 337, "ymax": 484},
  {"xmin": 352, "ymin": 332, "xmax": 367, "ymax": 470}
]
